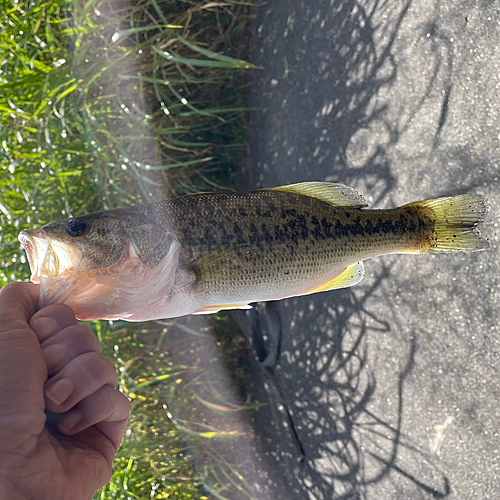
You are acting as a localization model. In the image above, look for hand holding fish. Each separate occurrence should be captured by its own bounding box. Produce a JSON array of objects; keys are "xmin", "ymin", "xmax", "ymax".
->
[{"xmin": 0, "ymin": 282, "xmax": 129, "ymax": 500}]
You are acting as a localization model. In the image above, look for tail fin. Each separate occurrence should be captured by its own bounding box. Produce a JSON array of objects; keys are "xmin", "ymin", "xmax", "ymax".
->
[{"xmin": 408, "ymin": 195, "xmax": 489, "ymax": 253}]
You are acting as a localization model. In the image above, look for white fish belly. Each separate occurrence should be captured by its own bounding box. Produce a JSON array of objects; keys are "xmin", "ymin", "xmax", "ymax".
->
[{"xmin": 195, "ymin": 261, "xmax": 350, "ymax": 310}]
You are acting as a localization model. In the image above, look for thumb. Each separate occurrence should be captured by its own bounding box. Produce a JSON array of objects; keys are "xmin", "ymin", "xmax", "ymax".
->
[
  {"xmin": 0, "ymin": 281, "xmax": 39, "ymax": 325},
  {"xmin": 0, "ymin": 282, "xmax": 46, "ymax": 416}
]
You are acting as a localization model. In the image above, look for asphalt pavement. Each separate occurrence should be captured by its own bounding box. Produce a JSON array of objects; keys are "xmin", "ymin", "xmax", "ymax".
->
[{"xmin": 231, "ymin": 1, "xmax": 500, "ymax": 499}]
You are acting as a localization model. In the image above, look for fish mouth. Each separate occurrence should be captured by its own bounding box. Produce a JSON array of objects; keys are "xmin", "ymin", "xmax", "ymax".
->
[
  {"xmin": 19, "ymin": 230, "xmax": 82, "ymax": 279},
  {"xmin": 19, "ymin": 229, "xmax": 83, "ymax": 307},
  {"xmin": 19, "ymin": 230, "xmax": 49, "ymax": 283}
]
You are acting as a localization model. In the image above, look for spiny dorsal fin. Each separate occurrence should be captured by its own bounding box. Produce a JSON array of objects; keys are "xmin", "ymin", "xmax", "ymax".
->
[{"xmin": 267, "ymin": 181, "xmax": 367, "ymax": 208}]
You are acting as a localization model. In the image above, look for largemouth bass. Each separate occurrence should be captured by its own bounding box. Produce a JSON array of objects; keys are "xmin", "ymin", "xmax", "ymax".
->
[{"xmin": 19, "ymin": 182, "xmax": 488, "ymax": 321}]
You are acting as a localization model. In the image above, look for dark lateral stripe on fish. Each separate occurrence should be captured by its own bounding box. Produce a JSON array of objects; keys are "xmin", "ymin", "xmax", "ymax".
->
[
  {"xmin": 306, "ymin": 213, "xmax": 425, "ymax": 240},
  {"xmin": 182, "ymin": 212, "xmax": 426, "ymax": 251},
  {"xmin": 321, "ymin": 214, "xmax": 425, "ymax": 239}
]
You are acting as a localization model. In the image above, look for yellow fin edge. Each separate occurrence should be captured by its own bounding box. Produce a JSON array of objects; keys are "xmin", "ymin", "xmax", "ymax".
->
[
  {"xmin": 268, "ymin": 181, "xmax": 367, "ymax": 208},
  {"xmin": 406, "ymin": 195, "xmax": 489, "ymax": 253},
  {"xmin": 308, "ymin": 262, "xmax": 365, "ymax": 294},
  {"xmin": 193, "ymin": 303, "xmax": 253, "ymax": 315}
]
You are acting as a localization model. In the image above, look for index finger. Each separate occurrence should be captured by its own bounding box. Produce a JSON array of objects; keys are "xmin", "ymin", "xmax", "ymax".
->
[{"xmin": 0, "ymin": 282, "xmax": 40, "ymax": 328}]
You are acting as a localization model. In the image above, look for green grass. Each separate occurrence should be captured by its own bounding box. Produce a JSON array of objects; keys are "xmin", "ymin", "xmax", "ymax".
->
[{"xmin": 0, "ymin": 1, "xmax": 258, "ymax": 498}]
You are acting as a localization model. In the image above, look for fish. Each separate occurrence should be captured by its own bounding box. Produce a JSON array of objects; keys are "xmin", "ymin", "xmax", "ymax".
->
[{"xmin": 18, "ymin": 181, "xmax": 489, "ymax": 322}]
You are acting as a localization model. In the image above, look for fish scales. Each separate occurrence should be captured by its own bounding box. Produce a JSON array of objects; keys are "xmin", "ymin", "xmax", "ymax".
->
[
  {"xmin": 167, "ymin": 191, "xmax": 427, "ymax": 256},
  {"xmin": 18, "ymin": 181, "xmax": 488, "ymax": 321},
  {"xmin": 128, "ymin": 191, "xmax": 431, "ymax": 308}
]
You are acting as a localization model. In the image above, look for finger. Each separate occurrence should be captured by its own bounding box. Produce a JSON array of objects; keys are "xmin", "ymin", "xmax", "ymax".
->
[
  {"xmin": 44, "ymin": 352, "xmax": 117, "ymax": 413},
  {"xmin": 67, "ymin": 427, "xmax": 120, "ymax": 481},
  {"xmin": 0, "ymin": 282, "xmax": 39, "ymax": 329},
  {"xmin": 41, "ymin": 324, "xmax": 102, "ymax": 376},
  {"xmin": 96, "ymin": 417, "xmax": 130, "ymax": 453},
  {"xmin": 58, "ymin": 385, "xmax": 130, "ymax": 439},
  {"xmin": 29, "ymin": 303, "xmax": 78, "ymax": 343}
]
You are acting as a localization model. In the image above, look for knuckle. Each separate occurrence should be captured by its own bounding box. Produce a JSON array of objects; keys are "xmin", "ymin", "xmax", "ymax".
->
[
  {"xmin": 0, "ymin": 282, "xmax": 34, "ymax": 297},
  {"xmin": 33, "ymin": 303, "xmax": 74, "ymax": 321},
  {"xmin": 57, "ymin": 353, "xmax": 118, "ymax": 406},
  {"xmin": 30, "ymin": 305, "xmax": 79, "ymax": 341},
  {"xmin": 121, "ymin": 392, "xmax": 131, "ymax": 412},
  {"xmin": 107, "ymin": 387, "xmax": 130, "ymax": 418},
  {"xmin": 50, "ymin": 324, "xmax": 101, "ymax": 352},
  {"xmin": 104, "ymin": 358, "xmax": 119, "ymax": 383},
  {"xmin": 68, "ymin": 325, "xmax": 102, "ymax": 352},
  {"xmin": 0, "ymin": 282, "xmax": 36, "ymax": 320},
  {"xmin": 81, "ymin": 327, "xmax": 102, "ymax": 353},
  {"xmin": 115, "ymin": 387, "xmax": 130, "ymax": 405},
  {"xmin": 0, "ymin": 282, "xmax": 22, "ymax": 295},
  {"xmin": 83, "ymin": 352, "xmax": 117, "ymax": 385},
  {"xmin": 42, "ymin": 343, "xmax": 66, "ymax": 371}
]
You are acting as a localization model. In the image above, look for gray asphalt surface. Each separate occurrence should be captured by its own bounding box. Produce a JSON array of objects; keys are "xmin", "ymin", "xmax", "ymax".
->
[{"xmin": 232, "ymin": 1, "xmax": 500, "ymax": 499}]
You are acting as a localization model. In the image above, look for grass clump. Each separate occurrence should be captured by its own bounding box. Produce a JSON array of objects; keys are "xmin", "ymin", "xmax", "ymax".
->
[{"xmin": 1, "ymin": 0, "xmax": 258, "ymax": 498}]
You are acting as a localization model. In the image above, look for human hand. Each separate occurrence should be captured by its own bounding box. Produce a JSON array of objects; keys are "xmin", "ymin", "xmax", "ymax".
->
[{"xmin": 0, "ymin": 282, "xmax": 130, "ymax": 500}]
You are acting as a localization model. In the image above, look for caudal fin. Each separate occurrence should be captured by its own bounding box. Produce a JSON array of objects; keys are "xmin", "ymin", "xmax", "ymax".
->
[{"xmin": 408, "ymin": 195, "xmax": 489, "ymax": 253}]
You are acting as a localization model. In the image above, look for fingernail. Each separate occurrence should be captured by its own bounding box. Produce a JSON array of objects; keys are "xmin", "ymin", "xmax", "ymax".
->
[
  {"xmin": 32, "ymin": 316, "xmax": 58, "ymax": 340},
  {"xmin": 59, "ymin": 411, "xmax": 81, "ymax": 434},
  {"xmin": 46, "ymin": 379, "xmax": 73, "ymax": 406}
]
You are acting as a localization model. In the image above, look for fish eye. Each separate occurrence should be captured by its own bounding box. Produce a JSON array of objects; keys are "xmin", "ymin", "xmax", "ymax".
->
[{"xmin": 65, "ymin": 218, "xmax": 87, "ymax": 238}]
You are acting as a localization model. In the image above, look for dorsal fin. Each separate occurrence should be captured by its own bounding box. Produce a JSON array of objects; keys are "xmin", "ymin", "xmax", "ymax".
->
[{"xmin": 267, "ymin": 181, "xmax": 367, "ymax": 208}]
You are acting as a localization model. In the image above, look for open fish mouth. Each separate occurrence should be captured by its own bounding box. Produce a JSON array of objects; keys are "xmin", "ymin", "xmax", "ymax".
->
[
  {"xmin": 19, "ymin": 230, "xmax": 50, "ymax": 283},
  {"xmin": 19, "ymin": 230, "xmax": 82, "ymax": 280},
  {"xmin": 19, "ymin": 229, "xmax": 82, "ymax": 308}
]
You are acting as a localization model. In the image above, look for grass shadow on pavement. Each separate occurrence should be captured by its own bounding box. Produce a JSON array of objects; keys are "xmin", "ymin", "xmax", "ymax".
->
[{"xmin": 235, "ymin": 260, "xmax": 451, "ymax": 500}]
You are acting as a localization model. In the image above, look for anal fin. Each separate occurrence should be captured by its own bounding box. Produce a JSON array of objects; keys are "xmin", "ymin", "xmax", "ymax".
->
[{"xmin": 310, "ymin": 262, "xmax": 365, "ymax": 293}]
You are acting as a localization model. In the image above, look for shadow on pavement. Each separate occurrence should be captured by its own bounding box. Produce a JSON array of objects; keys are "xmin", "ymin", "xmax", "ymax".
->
[{"xmin": 234, "ymin": 262, "xmax": 450, "ymax": 500}]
